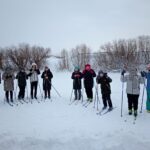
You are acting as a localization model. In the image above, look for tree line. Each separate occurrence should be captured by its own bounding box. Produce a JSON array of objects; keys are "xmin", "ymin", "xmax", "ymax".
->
[
  {"xmin": 57, "ymin": 35, "xmax": 150, "ymax": 71},
  {"xmin": 0, "ymin": 35, "xmax": 150, "ymax": 71}
]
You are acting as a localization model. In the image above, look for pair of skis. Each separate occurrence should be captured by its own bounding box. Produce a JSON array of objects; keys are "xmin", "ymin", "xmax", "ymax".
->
[
  {"xmin": 97, "ymin": 107, "xmax": 116, "ymax": 116},
  {"xmin": 124, "ymin": 115, "xmax": 137, "ymax": 124}
]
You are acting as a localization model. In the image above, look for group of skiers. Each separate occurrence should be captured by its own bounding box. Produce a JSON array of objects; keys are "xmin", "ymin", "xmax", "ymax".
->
[
  {"xmin": 71, "ymin": 63, "xmax": 150, "ymax": 117},
  {"xmin": 0, "ymin": 63, "xmax": 53, "ymax": 104},
  {"xmin": 0, "ymin": 62, "xmax": 150, "ymax": 117},
  {"xmin": 71, "ymin": 64, "xmax": 113, "ymax": 111}
]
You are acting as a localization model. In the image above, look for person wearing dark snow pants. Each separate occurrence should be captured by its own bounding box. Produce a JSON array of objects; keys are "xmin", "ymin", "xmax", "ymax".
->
[
  {"xmin": 28, "ymin": 63, "xmax": 40, "ymax": 99},
  {"xmin": 71, "ymin": 66, "xmax": 83, "ymax": 100},
  {"xmin": 16, "ymin": 68, "xmax": 28, "ymax": 100},
  {"xmin": 96, "ymin": 70, "xmax": 113, "ymax": 110},
  {"xmin": 2, "ymin": 66, "xmax": 15, "ymax": 103},
  {"xmin": 121, "ymin": 67, "xmax": 144, "ymax": 117},
  {"xmin": 82, "ymin": 64, "xmax": 96, "ymax": 102},
  {"xmin": 41, "ymin": 66, "xmax": 53, "ymax": 99},
  {"xmin": 141, "ymin": 64, "xmax": 150, "ymax": 112}
]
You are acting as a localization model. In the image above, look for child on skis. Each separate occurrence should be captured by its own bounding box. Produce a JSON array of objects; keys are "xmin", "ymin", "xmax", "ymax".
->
[
  {"xmin": 96, "ymin": 70, "xmax": 113, "ymax": 110},
  {"xmin": 2, "ymin": 66, "xmax": 15, "ymax": 103},
  {"xmin": 121, "ymin": 66, "xmax": 144, "ymax": 117},
  {"xmin": 16, "ymin": 67, "xmax": 28, "ymax": 100},
  {"xmin": 141, "ymin": 64, "xmax": 150, "ymax": 112},
  {"xmin": 28, "ymin": 63, "xmax": 40, "ymax": 99},
  {"xmin": 41, "ymin": 66, "xmax": 53, "ymax": 99},
  {"xmin": 71, "ymin": 66, "xmax": 82, "ymax": 100},
  {"xmin": 82, "ymin": 64, "xmax": 96, "ymax": 102}
]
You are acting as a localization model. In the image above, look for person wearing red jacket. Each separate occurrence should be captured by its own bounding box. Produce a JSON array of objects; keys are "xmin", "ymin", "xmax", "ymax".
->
[{"xmin": 82, "ymin": 64, "xmax": 96, "ymax": 102}]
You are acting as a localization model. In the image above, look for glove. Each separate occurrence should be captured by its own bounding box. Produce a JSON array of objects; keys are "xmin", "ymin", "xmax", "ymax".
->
[
  {"xmin": 74, "ymin": 74, "xmax": 80, "ymax": 78},
  {"xmin": 121, "ymin": 70, "xmax": 126, "ymax": 76},
  {"xmin": 6, "ymin": 75, "xmax": 12, "ymax": 79},
  {"xmin": 141, "ymin": 71, "xmax": 145, "ymax": 77}
]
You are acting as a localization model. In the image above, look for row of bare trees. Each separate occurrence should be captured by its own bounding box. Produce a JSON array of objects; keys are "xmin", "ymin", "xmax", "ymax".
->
[
  {"xmin": 57, "ymin": 35, "xmax": 150, "ymax": 71},
  {"xmin": 0, "ymin": 43, "xmax": 51, "ymax": 70},
  {"xmin": 0, "ymin": 35, "xmax": 149, "ymax": 72}
]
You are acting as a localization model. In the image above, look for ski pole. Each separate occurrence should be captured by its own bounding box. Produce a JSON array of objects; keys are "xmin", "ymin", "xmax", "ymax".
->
[
  {"xmin": 96, "ymin": 85, "xmax": 100, "ymax": 111},
  {"xmin": 140, "ymin": 80, "xmax": 146, "ymax": 113},
  {"xmin": 70, "ymin": 88, "xmax": 73, "ymax": 102},
  {"xmin": 93, "ymin": 86, "xmax": 97, "ymax": 108},
  {"xmin": 121, "ymin": 76, "xmax": 124, "ymax": 117},
  {"xmin": 38, "ymin": 83, "xmax": 44, "ymax": 99},
  {"xmin": 26, "ymin": 84, "xmax": 29, "ymax": 100},
  {"xmin": 81, "ymin": 80, "xmax": 84, "ymax": 103},
  {"xmin": 51, "ymin": 84, "xmax": 61, "ymax": 97},
  {"xmin": 14, "ymin": 83, "xmax": 18, "ymax": 101}
]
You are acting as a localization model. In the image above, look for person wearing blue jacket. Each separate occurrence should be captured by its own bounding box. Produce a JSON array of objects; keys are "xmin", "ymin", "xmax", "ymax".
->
[{"xmin": 141, "ymin": 64, "xmax": 150, "ymax": 112}]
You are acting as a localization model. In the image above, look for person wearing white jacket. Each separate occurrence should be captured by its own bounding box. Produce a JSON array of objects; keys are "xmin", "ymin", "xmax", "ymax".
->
[
  {"xmin": 28, "ymin": 63, "xmax": 40, "ymax": 99},
  {"xmin": 121, "ymin": 67, "xmax": 144, "ymax": 117}
]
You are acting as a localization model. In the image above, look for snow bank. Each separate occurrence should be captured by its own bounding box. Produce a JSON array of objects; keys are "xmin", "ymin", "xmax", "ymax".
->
[{"xmin": 0, "ymin": 72, "xmax": 149, "ymax": 150}]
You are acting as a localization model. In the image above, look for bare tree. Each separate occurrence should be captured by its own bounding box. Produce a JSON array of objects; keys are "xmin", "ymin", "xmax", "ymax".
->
[
  {"xmin": 57, "ymin": 49, "xmax": 70, "ymax": 71},
  {"xmin": 2, "ymin": 44, "xmax": 51, "ymax": 70},
  {"xmin": 30, "ymin": 46, "xmax": 51, "ymax": 69},
  {"xmin": 0, "ymin": 48, "xmax": 4, "ymax": 69},
  {"xmin": 70, "ymin": 44, "xmax": 91, "ymax": 70}
]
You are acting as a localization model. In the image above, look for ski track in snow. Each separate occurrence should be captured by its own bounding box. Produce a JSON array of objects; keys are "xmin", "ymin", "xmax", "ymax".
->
[{"xmin": 0, "ymin": 72, "xmax": 150, "ymax": 150}]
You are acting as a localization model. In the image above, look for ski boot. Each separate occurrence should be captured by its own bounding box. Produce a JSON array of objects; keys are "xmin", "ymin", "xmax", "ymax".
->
[
  {"xmin": 108, "ymin": 107, "xmax": 113, "ymax": 111},
  {"xmin": 128, "ymin": 109, "xmax": 132, "ymax": 115},
  {"xmin": 102, "ymin": 106, "xmax": 107, "ymax": 110},
  {"xmin": 89, "ymin": 98, "xmax": 93, "ymax": 102},
  {"xmin": 134, "ymin": 110, "xmax": 137, "ymax": 117}
]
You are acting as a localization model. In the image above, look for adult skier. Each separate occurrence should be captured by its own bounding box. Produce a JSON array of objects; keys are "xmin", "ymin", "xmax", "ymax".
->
[
  {"xmin": 71, "ymin": 66, "xmax": 82, "ymax": 100},
  {"xmin": 141, "ymin": 64, "xmax": 150, "ymax": 112},
  {"xmin": 28, "ymin": 63, "xmax": 40, "ymax": 99},
  {"xmin": 2, "ymin": 66, "xmax": 15, "ymax": 103},
  {"xmin": 121, "ymin": 66, "xmax": 144, "ymax": 117},
  {"xmin": 16, "ymin": 67, "xmax": 28, "ymax": 100},
  {"xmin": 96, "ymin": 70, "xmax": 113, "ymax": 110},
  {"xmin": 82, "ymin": 64, "xmax": 96, "ymax": 102},
  {"xmin": 41, "ymin": 66, "xmax": 53, "ymax": 99}
]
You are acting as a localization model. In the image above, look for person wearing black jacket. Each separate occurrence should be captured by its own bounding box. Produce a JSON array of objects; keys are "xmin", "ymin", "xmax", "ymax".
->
[
  {"xmin": 16, "ymin": 68, "xmax": 28, "ymax": 100},
  {"xmin": 28, "ymin": 63, "xmax": 40, "ymax": 99},
  {"xmin": 96, "ymin": 70, "xmax": 113, "ymax": 110},
  {"xmin": 71, "ymin": 66, "xmax": 82, "ymax": 100},
  {"xmin": 82, "ymin": 64, "xmax": 96, "ymax": 102},
  {"xmin": 41, "ymin": 66, "xmax": 53, "ymax": 99}
]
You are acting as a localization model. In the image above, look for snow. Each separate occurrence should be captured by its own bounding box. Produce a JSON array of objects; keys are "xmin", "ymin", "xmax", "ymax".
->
[{"xmin": 0, "ymin": 72, "xmax": 150, "ymax": 150}]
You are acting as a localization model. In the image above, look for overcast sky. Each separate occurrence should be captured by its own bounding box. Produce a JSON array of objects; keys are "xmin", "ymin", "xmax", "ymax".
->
[{"xmin": 0, "ymin": 0, "xmax": 150, "ymax": 53}]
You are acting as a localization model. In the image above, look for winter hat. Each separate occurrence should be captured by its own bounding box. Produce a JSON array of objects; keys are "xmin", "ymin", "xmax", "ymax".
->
[
  {"xmin": 85, "ymin": 64, "xmax": 91, "ymax": 70},
  {"xmin": 45, "ymin": 66, "xmax": 49, "ymax": 69},
  {"xmin": 147, "ymin": 64, "xmax": 150, "ymax": 70},
  {"xmin": 98, "ymin": 70, "xmax": 103, "ymax": 75},
  {"xmin": 32, "ymin": 63, "xmax": 37, "ymax": 66},
  {"xmin": 74, "ymin": 66, "xmax": 80, "ymax": 71},
  {"xmin": 19, "ymin": 67, "xmax": 25, "ymax": 71},
  {"xmin": 5, "ymin": 65, "xmax": 12, "ymax": 71}
]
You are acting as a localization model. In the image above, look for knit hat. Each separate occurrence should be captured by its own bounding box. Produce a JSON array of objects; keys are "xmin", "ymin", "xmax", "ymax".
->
[
  {"xmin": 85, "ymin": 64, "xmax": 91, "ymax": 67},
  {"xmin": 74, "ymin": 66, "xmax": 80, "ymax": 71},
  {"xmin": 45, "ymin": 66, "xmax": 49, "ymax": 69},
  {"xmin": 147, "ymin": 64, "xmax": 150, "ymax": 70},
  {"xmin": 85, "ymin": 64, "xmax": 91, "ymax": 70},
  {"xmin": 32, "ymin": 63, "xmax": 37, "ymax": 66}
]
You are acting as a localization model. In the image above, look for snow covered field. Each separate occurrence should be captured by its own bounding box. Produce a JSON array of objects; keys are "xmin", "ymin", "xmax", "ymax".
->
[{"xmin": 0, "ymin": 72, "xmax": 150, "ymax": 150}]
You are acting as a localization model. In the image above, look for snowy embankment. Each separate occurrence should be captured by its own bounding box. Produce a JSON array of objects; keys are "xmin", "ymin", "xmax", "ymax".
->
[{"xmin": 0, "ymin": 72, "xmax": 150, "ymax": 150}]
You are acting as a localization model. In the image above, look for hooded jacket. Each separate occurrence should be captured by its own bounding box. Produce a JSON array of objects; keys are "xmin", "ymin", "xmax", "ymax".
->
[
  {"xmin": 82, "ymin": 64, "xmax": 96, "ymax": 89},
  {"xmin": 41, "ymin": 69, "xmax": 53, "ymax": 90},
  {"xmin": 121, "ymin": 68, "xmax": 144, "ymax": 95},
  {"xmin": 2, "ymin": 68, "xmax": 15, "ymax": 91}
]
